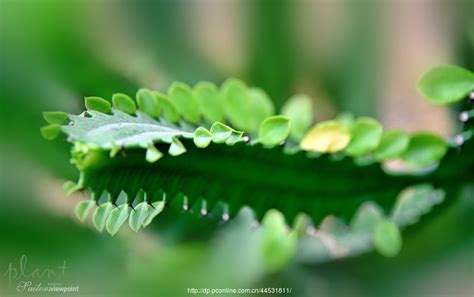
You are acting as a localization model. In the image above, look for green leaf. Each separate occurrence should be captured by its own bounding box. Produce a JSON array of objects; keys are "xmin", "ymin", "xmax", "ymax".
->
[
  {"xmin": 300, "ymin": 121, "xmax": 351, "ymax": 153},
  {"xmin": 391, "ymin": 184, "xmax": 445, "ymax": 225},
  {"xmin": 40, "ymin": 124, "xmax": 60, "ymax": 140},
  {"xmin": 129, "ymin": 202, "xmax": 149, "ymax": 232},
  {"xmin": 142, "ymin": 201, "xmax": 165, "ymax": 227},
  {"xmin": 168, "ymin": 82, "xmax": 201, "ymax": 124},
  {"xmin": 145, "ymin": 144, "xmax": 163, "ymax": 163},
  {"xmin": 319, "ymin": 215, "xmax": 348, "ymax": 236},
  {"xmin": 291, "ymin": 213, "xmax": 311, "ymax": 238},
  {"xmin": 350, "ymin": 202, "xmax": 384, "ymax": 233},
  {"xmin": 249, "ymin": 87, "xmax": 275, "ymax": 127},
  {"xmin": 75, "ymin": 200, "xmax": 95, "ymax": 222},
  {"xmin": 85, "ymin": 96, "xmax": 111, "ymax": 113},
  {"xmin": 109, "ymin": 144, "xmax": 121, "ymax": 158},
  {"xmin": 417, "ymin": 65, "xmax": 474, "ymax": 104},
  {"xmin": 93, "ymin": 202, "xmax": 114, "ymax": 232},
  {"xmin": 296, "ymin": 184, "xmax": 449, "ymax": 264},
  {"xmin": 194, "ymin": 82, "xmax": 224, "ymax": 123},
  {"xmin": 112, "ymin": 93, "xmax": 136, "ymax": 114},
  {"xmin": 42, "ymin": 111, "xmax": 68, "ymax": 125},
  {"xmin": 62, "ymin": 180, "xmax": 82, "ymax": 196},
  {"xmin": 335, "ymin": 112, "xmax": 355, "ymax": 129},
  {"xmin": 221, "ymin": 79, "xmax": 274, "ymax": 133},
  {"xmin": 210, "ymin": 122, "xmax": 233, "ymax": 143},
  {"xmin": 62, "ymin": 110, "xmax": 193, "ymax": 150},
  {"xmin": 373, "ymin": 220, "xmax": 402, "ymax": 257},
  {"xmin": 281, "ymin": 94, "xmax": 313, "ymax": 141},
  {"xmin": 193, "ymin": 127, "xmax": 213, "ymax": 148},
  {"xmin": 258, "ymin": 116, "xmax": 290, "ymax": 146},
  {"xmin": 225, "ymin": 130, "xmax": 244, "ymax": 146},
  {"xmin": 106, "ymin": 204, "xmax": 130, "ymax": 236},
  {"xmin": 402, "ymin": 132, "xmax": 448, "ymax": 167},
  {"xmin": 154, "ymin": 92, "xmax": 180, "ymax": 123},
  {"xmin": 169, "ymin": 137, "xmax": 186, "ymax": 156},
  {"xmin": 221, "ymin": 78, "xmax": 253, "ymax": 132},
  {"xmin": 346, "ymin": 117, "xmax": 383, "ymax": 156},
  {"xmin": 374, "ymin": 129, "xmax": 410, "ymax": 161},
  {"xmin": 136, "ymin": 88, "xmax": 160, "ymax": 118},
  {"xmin": 262, "ymin": 210, "xmax": 297, "ymax": 272}
]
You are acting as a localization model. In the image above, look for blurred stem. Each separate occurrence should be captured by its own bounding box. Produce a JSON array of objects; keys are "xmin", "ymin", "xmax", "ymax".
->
[
  {"xmin": 126, "ymin": 0, "xmax": 218, "ymax": 84},
  {"xmin": 321, "ymin": 0, "xmax": 383, "ymax": 116},
  {"xmin": 452, "ymin": 0, "xmax": 474, "ymax": 70},
  {"xmin": 247, "ymin": 0, "xmax": 296, "ymax": 109}
]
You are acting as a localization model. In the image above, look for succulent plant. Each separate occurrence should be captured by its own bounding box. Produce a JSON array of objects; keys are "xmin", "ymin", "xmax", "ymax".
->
[{"xmin": 41, "ymin": 65, "xmax": 474, "ymax": 271}]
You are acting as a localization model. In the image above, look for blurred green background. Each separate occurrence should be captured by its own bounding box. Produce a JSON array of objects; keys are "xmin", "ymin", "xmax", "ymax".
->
[{"xmin": 1, "ymin": 0, "xmax": 473, "ymax": 296}]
